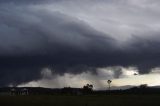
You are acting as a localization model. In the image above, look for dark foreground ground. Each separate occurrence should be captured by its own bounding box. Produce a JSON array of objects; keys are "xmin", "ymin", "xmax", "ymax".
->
[{"xmin": 0, "ymin": 95, "xmax": 160, "ymax": 106}]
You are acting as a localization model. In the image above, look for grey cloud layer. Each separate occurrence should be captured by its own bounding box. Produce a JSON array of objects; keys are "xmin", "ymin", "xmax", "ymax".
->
[{"xmin": 0, "ymin": 0, "xmax": 160, "ymax": 86}]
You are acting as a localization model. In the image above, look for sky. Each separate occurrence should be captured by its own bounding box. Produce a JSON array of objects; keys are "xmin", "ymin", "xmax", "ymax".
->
[{"xmin": 1, "ymin": 0, "xmax": 160, "ymax": 89}]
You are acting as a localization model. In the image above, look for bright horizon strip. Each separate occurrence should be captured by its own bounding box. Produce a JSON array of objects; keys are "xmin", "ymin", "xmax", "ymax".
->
[
  {"xmin": 111, "ymin": 74, "xmax": 160, "ymax": 87},
  {"xmin": 17, "ymin": 68, "xmax": 160, "ymax": 90}
]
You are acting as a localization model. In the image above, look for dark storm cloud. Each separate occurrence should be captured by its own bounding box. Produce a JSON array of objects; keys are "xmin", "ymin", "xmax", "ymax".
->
[
  {"xmin": 0, "ymin": 2, "xmax": 116, "ymax": 86},
  {"xmin": 0, "ymin": 0, "xmax": 160, "ymax": 86}
]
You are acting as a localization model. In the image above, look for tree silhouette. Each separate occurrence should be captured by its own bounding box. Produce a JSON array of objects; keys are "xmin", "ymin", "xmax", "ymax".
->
[
  {"xmin": 83, "ymin": 84, "xmax": 93, "ymax": 94},
  {"xmin": 139, "ymin": 84, "xmax": 148, "ymax": 89}
]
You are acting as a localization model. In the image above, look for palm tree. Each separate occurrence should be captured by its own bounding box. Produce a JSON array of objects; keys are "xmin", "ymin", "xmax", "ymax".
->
[{"xmin": 107, "ymin": 80, "xmax": 112, "ymax": 91}]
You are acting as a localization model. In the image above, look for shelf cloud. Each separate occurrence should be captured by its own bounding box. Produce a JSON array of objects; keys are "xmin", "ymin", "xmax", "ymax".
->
[{"xmin": 1, "ymin": 0, "xmax": 160, "ymax": 87}]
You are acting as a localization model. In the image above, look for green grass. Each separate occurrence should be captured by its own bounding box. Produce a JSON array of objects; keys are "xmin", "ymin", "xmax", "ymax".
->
[{"xmin": 0, "ymin": 95, "xmax": 160, "ymax": 106}]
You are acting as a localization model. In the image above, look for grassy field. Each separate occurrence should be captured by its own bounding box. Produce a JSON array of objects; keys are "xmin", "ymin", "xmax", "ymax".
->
[{"xmin": 0, "ymin": 95, "xmax": 160, "ymax": 106}]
